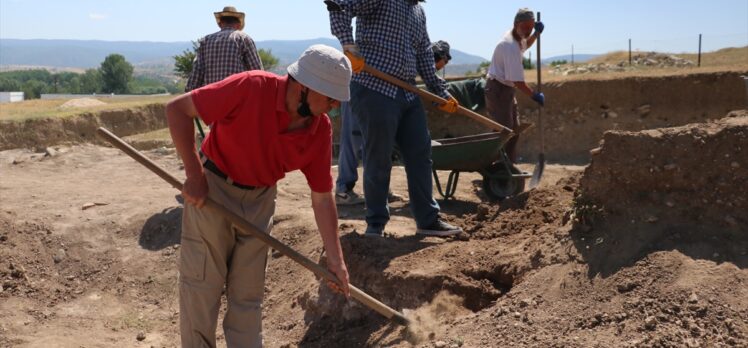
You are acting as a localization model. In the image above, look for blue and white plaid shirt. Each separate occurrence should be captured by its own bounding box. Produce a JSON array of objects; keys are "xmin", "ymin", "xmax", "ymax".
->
[
  {"xmin": 329, "ymin": 0, "xmax": 449, "ymax": 101},
  {"xmin": 185, "ymin": 27, "xmax": 263, "ymax": 92}
]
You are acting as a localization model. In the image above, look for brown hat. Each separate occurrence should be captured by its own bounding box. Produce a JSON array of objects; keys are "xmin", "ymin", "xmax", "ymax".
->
[{"xmin": 214, "ymin": 6, "xmax": 245, "ymax": 30}]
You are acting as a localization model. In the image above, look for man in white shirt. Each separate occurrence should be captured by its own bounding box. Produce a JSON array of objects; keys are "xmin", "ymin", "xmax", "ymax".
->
[{"xmin": 485, "ymin": 8, "xmax": 545, "ymax": 163}]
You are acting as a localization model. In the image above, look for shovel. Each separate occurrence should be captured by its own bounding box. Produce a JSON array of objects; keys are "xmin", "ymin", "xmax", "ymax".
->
[
  {"xmin": 529, "ymin": 11, "xmax": 545, "ymax": 189},
  {"xmin": 361, "ymin": 64, "xmax": 515, "ymax": 137},
  {"xmin": 96, "ymin": 127, "xmax": 410, "ymax": 326}
]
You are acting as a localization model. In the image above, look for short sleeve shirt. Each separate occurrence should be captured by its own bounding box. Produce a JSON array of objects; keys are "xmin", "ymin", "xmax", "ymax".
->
[
  {"xmin": 487, "ymin": 30, "xmax": 528, "ymax": 87},
  {"xmin": 190, "ymin": 71, "xmax": 334, "ymax": 192}
]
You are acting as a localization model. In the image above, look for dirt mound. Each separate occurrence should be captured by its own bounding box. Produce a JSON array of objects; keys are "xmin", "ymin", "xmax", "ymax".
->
[
  {"xmin": 579, "ymin": 110, "xmax": 748, "ymax": 229},
  {"xmin": 292, "ymin": 175, "xmax": 583, "ymax": 347},
  {"xmin": 1, "ymin": 127, "xmax": 746, "ymax": 346},
  {"xmin": 58, "ymin": 98, "xmax": 108, "ymax": 109},
  {"xmin": 0, "ymin": 103, "xmax": 166, "ymax": 150},
  {"xmin": 289, "ymin": 160, "xmax": 747, "ymax": 347}
]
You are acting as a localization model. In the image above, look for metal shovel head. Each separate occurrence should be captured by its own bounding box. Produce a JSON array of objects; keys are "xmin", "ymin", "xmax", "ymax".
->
[{"xmin": 529, "ymin": 153, "xmax": 545, "ymax": 188}]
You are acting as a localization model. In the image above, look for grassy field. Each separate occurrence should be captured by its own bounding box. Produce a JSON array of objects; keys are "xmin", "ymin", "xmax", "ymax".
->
[
  {"xmin": 124, "ymin": 127, "xmax": 173, "ymax": 142},
  {"xmin": 0, "ymin": 95, "xmax": 172, "ymax": 122}
]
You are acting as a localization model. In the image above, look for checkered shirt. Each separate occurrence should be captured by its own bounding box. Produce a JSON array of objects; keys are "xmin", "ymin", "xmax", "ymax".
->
[
  {"xmin": 329, "ymin": 0, "xmax": 449, "ymax": 101},
  {"xmin": 185, "ymin": 27, "xmax": 263, "ymax": 91}
]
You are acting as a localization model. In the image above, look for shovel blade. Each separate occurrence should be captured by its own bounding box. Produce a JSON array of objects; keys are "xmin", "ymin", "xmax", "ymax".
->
[{"xmin": 529, "ymin": 153, "xmax": 545, "ymax": 189}]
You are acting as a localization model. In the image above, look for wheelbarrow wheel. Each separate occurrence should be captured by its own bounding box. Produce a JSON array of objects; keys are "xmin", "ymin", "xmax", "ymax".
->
[{"xmin": 481, "ymin": 163, "xmax": 525, "ymax": 201}]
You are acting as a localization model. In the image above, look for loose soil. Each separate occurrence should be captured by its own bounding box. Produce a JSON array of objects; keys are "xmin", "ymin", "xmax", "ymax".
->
[
  {"xmin": 0, "ymin": 112, "xmax": 748, "ymax": 347},
  {"xmin": 0, "ymin": 107, "xmax": 745, "ymax": 346}
]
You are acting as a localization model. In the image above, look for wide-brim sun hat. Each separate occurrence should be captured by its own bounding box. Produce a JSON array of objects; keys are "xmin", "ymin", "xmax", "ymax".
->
[
  {"xmin": 214, "ymin": 6, "xmax": 245, "ymax": 30},
  {"xmin": 287, "ymin": 44, "xmax": 352, "ymax": 102}
]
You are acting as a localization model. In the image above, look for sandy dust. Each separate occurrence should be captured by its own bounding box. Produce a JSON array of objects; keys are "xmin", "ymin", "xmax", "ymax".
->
[
  {"xmin": 58, "ymin": 98, "xmax": 107, "ymax": 109},
  {"xmin": 404, "ymin": 291, "xmax": 471, "ymax": 344}
]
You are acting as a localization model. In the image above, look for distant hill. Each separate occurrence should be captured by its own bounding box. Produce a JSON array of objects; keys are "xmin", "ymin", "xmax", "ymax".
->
[
  {"xmin": 0, "ymin": 38, "xmax": 487, "ymax": 72},
  {"xmin": 0, "ymin": 39, "xmax": 191, "ymax": 69}
]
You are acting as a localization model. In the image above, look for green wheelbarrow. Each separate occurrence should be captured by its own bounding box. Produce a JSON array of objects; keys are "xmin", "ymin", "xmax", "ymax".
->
[{"xmin": 431, "ymin": 130, "xmax": 532, "ymax": 200}]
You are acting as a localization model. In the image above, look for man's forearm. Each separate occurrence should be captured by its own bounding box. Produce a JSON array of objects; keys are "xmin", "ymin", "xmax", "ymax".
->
[
  {"xmin": 514, "ymin": 81, "xmax": 535, "ymax": 97},
  {"xmin": 526, "ymin": 33, "xmax": 538, "ymax": 48},
  {"xmin": 166, "ymin": 95, "xmax": 203, "ymax": 178}
]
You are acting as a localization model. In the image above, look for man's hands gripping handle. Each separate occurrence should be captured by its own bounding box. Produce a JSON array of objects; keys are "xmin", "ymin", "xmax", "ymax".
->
[{"xmin": 343, "ymin": 45, "xmax": 365, "ymax": 74}]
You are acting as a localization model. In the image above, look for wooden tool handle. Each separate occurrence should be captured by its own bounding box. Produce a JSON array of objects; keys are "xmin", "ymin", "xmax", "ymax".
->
[
  {"xmin": 362, "ymin": 65, "xmax": 514, "ymax": 135},
  {"xmin": 96, "ymin": 127, "xmax": 410, "ymax": 326},
  {"xmin": 536, "ymin": 12, "xmax": 542, "ymax": 92}
]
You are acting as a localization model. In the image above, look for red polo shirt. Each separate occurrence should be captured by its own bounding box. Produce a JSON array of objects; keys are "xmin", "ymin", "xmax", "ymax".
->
[{"xmin": 190, "ymin": 71, "xmax": 333, "ymax": 192}]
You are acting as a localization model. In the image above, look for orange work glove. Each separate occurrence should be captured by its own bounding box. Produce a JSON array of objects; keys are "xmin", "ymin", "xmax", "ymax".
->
[
  {"xmin": 438, "ymin": 96, "xmax": 459, "ymax": 113},
  {"xmin": 343, "ymin": 44, "xmax": 365, "ymax": 74}
]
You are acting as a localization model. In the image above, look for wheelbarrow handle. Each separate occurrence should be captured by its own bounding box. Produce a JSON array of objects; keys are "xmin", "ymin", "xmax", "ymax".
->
[
  {"xmin": 361, "ymin": 65, "xmax": 514, "ymax": 136},
  {"xmin": 95, "ymin": 127, "xmax": 410, "ymax": 326}
]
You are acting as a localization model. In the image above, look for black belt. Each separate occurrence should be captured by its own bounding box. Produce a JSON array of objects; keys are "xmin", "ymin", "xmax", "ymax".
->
[{"xmin": 202, "ymin": 157, "xmax": 257, "ymax": 190}]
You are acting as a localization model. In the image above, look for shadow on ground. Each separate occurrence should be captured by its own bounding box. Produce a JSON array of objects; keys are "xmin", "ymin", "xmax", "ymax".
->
[{"xmin": 139, "ymin": 206, "xmax": 182, "ymax": 251}]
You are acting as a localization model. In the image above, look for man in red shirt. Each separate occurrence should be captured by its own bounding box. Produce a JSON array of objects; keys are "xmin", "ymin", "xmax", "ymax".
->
[{"xmin": 166, "ymin": 45, "xmax": 351, "ymax": 347}]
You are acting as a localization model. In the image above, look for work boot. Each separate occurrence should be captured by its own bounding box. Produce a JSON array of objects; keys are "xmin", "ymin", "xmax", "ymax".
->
[
  {"xmin": 335, "ymin": 190, "xmax": 365, "ymax": 206},
  {"xmin": 416, "ymin": 219, "xmax": 462, "ymax": 237}
]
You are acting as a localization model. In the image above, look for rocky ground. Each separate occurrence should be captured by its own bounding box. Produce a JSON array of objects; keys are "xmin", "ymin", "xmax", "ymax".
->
[
  {"xmin": 550, "ymin": 52, "xmax": 696, "ymax": 76},
  {"xmin": 1, "ymin": 112, "xmax": 746, "ymax": 347}
]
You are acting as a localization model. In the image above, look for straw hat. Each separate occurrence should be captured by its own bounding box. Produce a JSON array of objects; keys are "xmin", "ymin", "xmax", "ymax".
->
[{"xmin": 214, "ymin": 6, "xmax": 245, "ymax": 30}]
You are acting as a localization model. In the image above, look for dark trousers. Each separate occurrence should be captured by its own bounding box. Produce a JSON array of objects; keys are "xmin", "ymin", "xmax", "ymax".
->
[
  {"xmin": 350, "ymin": 82, "xmax": 440, "ymax": 228},
  {"xmin": 484, "ymin": 78, "xmax": 520, "ymax": 162}
]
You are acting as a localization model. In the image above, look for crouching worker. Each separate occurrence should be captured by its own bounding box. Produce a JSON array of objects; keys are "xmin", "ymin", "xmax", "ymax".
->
[{"xmin": 166, "ymin": 44, "xmax": 352, "ymax": 348}]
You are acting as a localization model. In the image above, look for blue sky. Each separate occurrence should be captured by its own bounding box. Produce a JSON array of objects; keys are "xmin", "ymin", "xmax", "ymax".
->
[{"xmin": 1, "ymin": 0, "xmax": 746, "ymax": 59}]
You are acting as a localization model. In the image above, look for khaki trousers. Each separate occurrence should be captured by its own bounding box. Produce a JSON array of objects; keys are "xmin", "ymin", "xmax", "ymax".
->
[
  {"xmin": 179, "ymin": 170, "xmax": 276, "ymax": 348},
  {"xmin": 484, "ymin": 78, "xmax": 520, "ymax": 162}
]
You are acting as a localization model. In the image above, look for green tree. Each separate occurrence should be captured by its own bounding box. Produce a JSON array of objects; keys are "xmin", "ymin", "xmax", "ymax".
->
[
  {"xmin": 80, "ymin": 69, "xmax": 103, "ymax": 93},
  {"xmin": 467, "ymin": 61, "xmax": 490, "ymax": 76},
  {"xmin": 550, "ymin": 60, "xmax": 568, "ymax": 67},
  {"xmin": 0, "ymin": 77, "xmax": 21, "ymax": 92},
  {"xmin": 100, "ymin": 54, "xmax": 133, "ymax": 94},
  {"xmin": 523, "ymin": 57, "xmax": 535, "ymax": 70},
  {"xmin": 63, "ymin": 76, "xmax": 82, "ymax": 94},
  {"xmin": 258, "ymin": 49, "xmax": 279, "ymax": 71},
  {"xmin": 21, "ymin": 79, "xmax": 48, "ymax": 99},
  {"xmin": 173, "ymin": 41, "xmax": 199, "ymax": 79}
]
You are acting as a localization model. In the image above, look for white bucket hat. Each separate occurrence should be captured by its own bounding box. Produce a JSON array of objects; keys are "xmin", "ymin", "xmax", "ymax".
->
[{"xmin": 287, "ymin": 44, "xmax": 352, "ymax": 101}]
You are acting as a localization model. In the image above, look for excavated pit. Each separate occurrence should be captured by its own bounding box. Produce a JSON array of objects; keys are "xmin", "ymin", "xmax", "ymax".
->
[{"xmin": 291, "ymin": 175, "xmax": 582, "ymax": 346}]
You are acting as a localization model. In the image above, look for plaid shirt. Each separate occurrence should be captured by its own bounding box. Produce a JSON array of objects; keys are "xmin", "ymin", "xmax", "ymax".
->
[
  {"xmin": 329, "ymin": 0, "xmax": 449, "ymax": 101},
  {"xmin": 185, "ymin": 27, "xmax": 263, "ymax": 91}
]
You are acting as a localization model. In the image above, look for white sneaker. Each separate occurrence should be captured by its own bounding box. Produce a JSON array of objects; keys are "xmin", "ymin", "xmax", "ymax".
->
[{"xmin": 335, "ymin": 190, "xmax": 365, "ymax": 206}]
